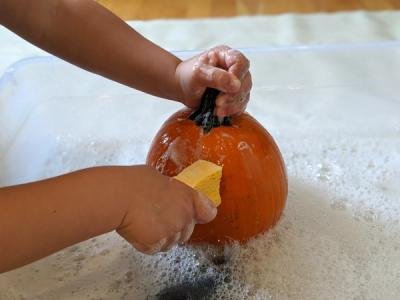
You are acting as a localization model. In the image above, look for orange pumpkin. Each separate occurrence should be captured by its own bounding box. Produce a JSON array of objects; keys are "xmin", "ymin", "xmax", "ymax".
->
[{"xmin": 146, "ymin": 89, "xmax": 288, "ymax": 245}]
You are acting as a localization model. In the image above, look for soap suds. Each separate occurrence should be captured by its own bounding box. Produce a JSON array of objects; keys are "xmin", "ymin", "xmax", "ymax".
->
[{"xmin": 1, "ymin": 135, "xmax": 399, "ymax": 300}]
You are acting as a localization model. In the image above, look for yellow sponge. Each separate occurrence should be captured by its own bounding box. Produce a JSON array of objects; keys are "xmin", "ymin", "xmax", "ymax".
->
[{"xmin": 174, "ymin": 160, "xmax": 222, "ymax": 207}]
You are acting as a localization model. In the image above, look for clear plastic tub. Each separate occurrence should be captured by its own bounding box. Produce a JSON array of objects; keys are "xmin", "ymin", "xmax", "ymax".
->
[{"xmin": 0, "ymin": 42, "xmax": 399, "ymax": 299}]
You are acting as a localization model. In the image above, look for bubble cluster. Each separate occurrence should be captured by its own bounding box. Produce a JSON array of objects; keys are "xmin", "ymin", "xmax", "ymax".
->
[{"xmin": 0, "ymin": 134, "xmax": 399, "ymax": 299}]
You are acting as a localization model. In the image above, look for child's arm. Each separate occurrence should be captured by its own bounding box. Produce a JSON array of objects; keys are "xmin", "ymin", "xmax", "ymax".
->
[
  {"xmin": 0, "ymin": 0, "xmax": 251, "ymax": 116},
  {"xmin": 0, "ymin": 165, "xmax": 216, "ymax": 273}
]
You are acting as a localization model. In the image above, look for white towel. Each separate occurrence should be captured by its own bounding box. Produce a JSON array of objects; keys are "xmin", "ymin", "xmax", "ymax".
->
[{"xmin": 1, "ymin": 11, "xmax": 400, "ymax": 73}]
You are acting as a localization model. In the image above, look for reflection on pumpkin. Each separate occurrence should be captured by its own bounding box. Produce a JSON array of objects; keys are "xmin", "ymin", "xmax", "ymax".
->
[{"xmin": 146, "ymin": 89, "xmax": 288, "ymax": 245}]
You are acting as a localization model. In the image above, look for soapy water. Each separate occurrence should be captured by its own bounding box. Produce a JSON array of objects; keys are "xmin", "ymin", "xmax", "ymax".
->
[{"xmin": 0, "ymin": 133, "xmax": 399, "ymax": 300}]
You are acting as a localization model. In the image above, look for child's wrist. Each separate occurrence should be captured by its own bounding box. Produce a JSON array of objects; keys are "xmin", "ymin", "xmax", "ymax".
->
[
  {"xmin": 173, "ymin": 61, "xmax": 186, "ymax": 104},
  {"xmin": 81, "ymin": 166, "xmax": 133, "ymax": 232}
]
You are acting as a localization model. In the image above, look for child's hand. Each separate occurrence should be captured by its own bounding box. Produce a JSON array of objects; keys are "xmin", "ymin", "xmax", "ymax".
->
[
  {"xmin": 0, "ymin": 165, "xmax": 216, "ymax": 272},
  {"xmin": 175, "ymin": 45, "xmax": 252, "ymax": 117},
  {"xmin": 116, "ymin": 166, "xmax": 217, "ymax": 254}
]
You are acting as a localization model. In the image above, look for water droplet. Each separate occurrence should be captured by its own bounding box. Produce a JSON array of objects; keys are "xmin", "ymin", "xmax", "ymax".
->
[{"xmin": 237, "ymin": 141, "xmax": 250, "ymax": 151}]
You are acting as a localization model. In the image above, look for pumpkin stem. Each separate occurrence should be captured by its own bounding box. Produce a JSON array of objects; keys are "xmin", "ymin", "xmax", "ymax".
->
[{"xmin": 189, "ymin": 88, "xmax": 232, "ymax": 133}]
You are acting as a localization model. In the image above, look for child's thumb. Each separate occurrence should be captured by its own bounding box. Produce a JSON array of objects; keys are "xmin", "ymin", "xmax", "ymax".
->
[{"xmin": 193, "ymin": 192, "xmax": 218, "ymax": 224}]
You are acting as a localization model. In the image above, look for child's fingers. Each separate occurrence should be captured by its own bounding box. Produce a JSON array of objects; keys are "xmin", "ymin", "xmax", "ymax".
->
[
  {"xmin": 216, "ymin": 94, "xmax": 249, "ymax": 117},
  {"xmin": 179, "ymin": 221, "xmax": 195, "ymax": 244},
  {"xmin": 215, "ymin": 72, "xmax": 252, "ymax": 117},
  {"xmin": 226, "ymin": 50, "xmax": 250, "ymax": 81},
  {"xmin": 216, "ymin": 72, "xmax": 252, "ymax": 106},
  {"xmin": 200, "ymin": 46, "xmax": 250, "ymax": 117},
  {"xmin": 160, "ymin": 232, "xmax": 181, "ymax": 252},
  {"xmin": 193, "ymin": 192, "xmax": 217, "ymax": 224},
  {"xmin": 207, "ymin": 45, "xmax": 250, "ymax": 80},
  {"xmin": 130, "ymin": 238, "xmax": 168, "ymax": 255},
  {"xmin": 195, "ymin": 65, "xmax": 241, "ymax": 94}
]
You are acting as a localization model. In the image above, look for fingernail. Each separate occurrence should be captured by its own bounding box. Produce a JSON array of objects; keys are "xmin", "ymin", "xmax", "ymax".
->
[
  {"xmin": 147, "ymin": 238, "xmax": 167, "ymax": 254},
  {"xmin": 229, "ymin": 78, "xmax": 241, "ymax": 91}
]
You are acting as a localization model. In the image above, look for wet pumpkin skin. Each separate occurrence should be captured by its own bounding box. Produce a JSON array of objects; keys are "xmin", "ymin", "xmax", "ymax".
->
[{"xmin": 146, "ymin": 107, "xmax": 288, "ymax": 245}]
